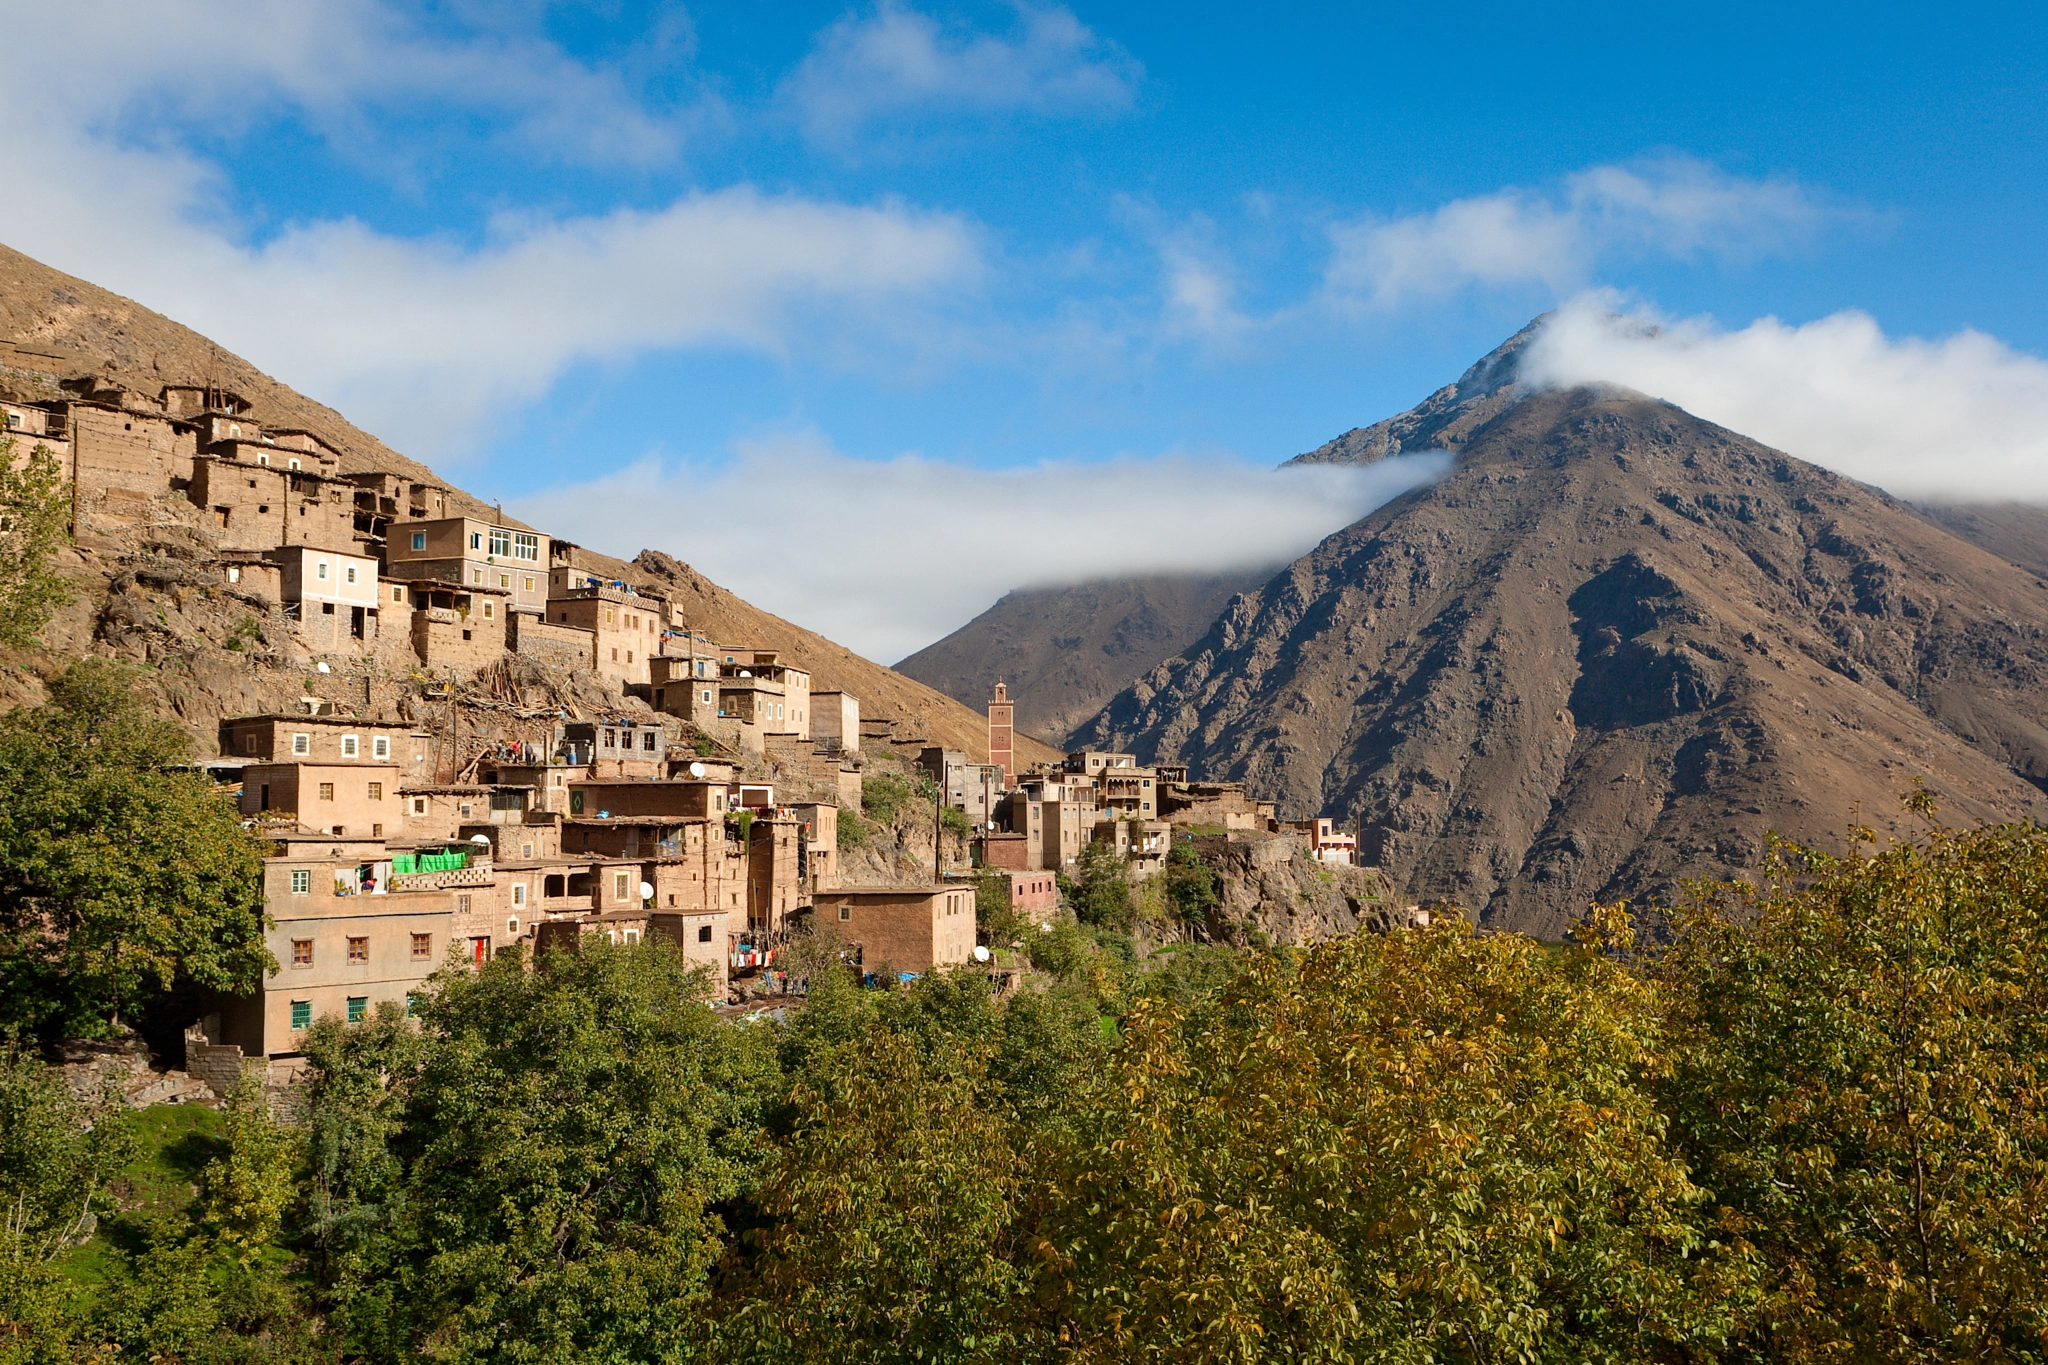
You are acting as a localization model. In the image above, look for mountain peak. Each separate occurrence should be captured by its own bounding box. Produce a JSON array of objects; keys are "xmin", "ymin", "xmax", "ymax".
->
[
  {"xmin": 1284, "ymin": 315, "xmax": 1551, "ymax": 470},
  {"xmin": 1095, "ymin": 384, "xmax": 2048, "ymax": 935}
]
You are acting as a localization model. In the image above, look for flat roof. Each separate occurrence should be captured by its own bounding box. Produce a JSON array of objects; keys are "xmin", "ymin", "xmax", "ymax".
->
[{"xmin": 224, "ymin": 713, "xmax": 402, "ymax": 727}]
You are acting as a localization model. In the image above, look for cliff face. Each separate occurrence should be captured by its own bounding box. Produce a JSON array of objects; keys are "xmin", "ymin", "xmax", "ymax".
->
[{"xmin": 1083, "ymin": 384, "xmax": 2048, "ymax": 937}]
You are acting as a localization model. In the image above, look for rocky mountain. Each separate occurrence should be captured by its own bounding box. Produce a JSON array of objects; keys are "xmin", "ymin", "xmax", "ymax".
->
[
  {"xmin": 893, "ymin": 569, "xmax": 1273, "ymax": 748},
  {"xmin": 0, "ymin": 243, "xmax": 1043, "ymax": 767},
  {"xmin": 1080, "ymin": 372, "xmax": 2048, "ymax": 937}
]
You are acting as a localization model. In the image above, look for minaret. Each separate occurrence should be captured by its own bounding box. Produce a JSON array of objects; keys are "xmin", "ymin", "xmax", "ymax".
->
[{"xmin": 987, "ymin": 680, "xmax": 1014, "ymax": 788}]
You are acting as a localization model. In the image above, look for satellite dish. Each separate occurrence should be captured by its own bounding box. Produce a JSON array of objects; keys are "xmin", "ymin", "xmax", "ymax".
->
[
  {"xmin": 638, "ymin": 881, "xmax": 654, "ymax": 900},
  {"xmin": 315, "ymin": 662, "xmax": 330, "ymax": 674},
  {"xmin": 739, "ymin": 669, "xmax": 751, "ymax": 677},
  {"xmin": 972, "ymin": 945, "xmax": 991, "ymax": 963},
  {"xmin": 468, "ymin": 834, "xmax": 491, "ymax": 844},
  {"xmin": 688, "ymin": 761, "xmax": 706, "ymax": 778}
]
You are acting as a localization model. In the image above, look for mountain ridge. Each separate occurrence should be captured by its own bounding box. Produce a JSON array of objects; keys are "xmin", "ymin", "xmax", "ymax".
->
[{"xmin": 1080, "ymin": 380, "xmax": 2048, "ymax": 935}]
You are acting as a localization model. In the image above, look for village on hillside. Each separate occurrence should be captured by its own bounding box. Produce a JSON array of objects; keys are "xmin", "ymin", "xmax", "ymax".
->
[{"xmin": 4, "ymin": 375, "xmax": 1384, "ymax": 1091}]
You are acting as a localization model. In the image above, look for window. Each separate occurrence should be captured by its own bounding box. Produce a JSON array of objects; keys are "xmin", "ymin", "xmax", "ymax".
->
[
  {"xmin": 524, "ymin": 576, "xmax": 536, "ymax": 592},
  {"xmin": 614, "ymin": 872, "xmax": 630, "ymax": 901},
  {"xmin": 411, "ymin": 532, "xmax": 425, "ymax": 551},
  {"xmin": 316, "ymin": 560, "xmax": 329, "ymax": 580},
  {"xmin": 292, "ymin": 733, "xmax": 310, "ymax": 756},
  {"xmin": 367, "ymin": 782, "xmax": 382, "ymax": 800},
  {"xmin": 393, "ymin": 585, "xmax": 405, "ymax": 602},
  {"xmin": 603, "ymin": 730, "xmax": 615, "ymax": 749},
  {"xmin": 702, "ymin": 690, "xmax": 713, "ymax": 704},
  {"xmin": 290, "ymin": 868, "xmax": 311, "ymax": 894},
  {"xmin": 471, "ymin": 569, "xmax": 483, "ymax": 585},
  {"xmin": 482, "ymin": 602, "xmax": 493, "ymax": 620},
  {"xmin": 508, "ymin": 918, "xmax": 521, "ymax": 937},
  {"xmin": 347, "ymin": 997, "xmax": 367, "ymax": 1023},
  {"xmin": 372, "ymin": 736, "xmax": 389, "ymax": 759},
  {"xmin": 839, "ymin": 906, "xmax": 852, "ymax": 921},
  {"xmin": 489, "ymin": 528, "xmax": 511, "ymax": 558},
  {"xmin": 288, "ymin": 457, "xmax": 300, "ymax": 471},
  {"xmin": 291, "ymin": 1000, "xmax": 312, "ymax": 1030},
  {"xmin": 345, "ymin": 565, "xmax": 357, "ymax": 584},
  {"xmin": 318, "ymin": 782, "xmax": 335, "ymax": 801},
  {"xmin": 341, "ymin": 735, "xmax": 358, "ymax": 757},
  {"xmin": 412, "ymin": 797, "xmax": 426, "ymax": 814},
  {"xmin": 514, "ymin": 532, "xmax": 539, "ymax": 561},
  {"xmin": 347, "ymin": 936, "xmax": 368, "ymax": 964},
  {"xmin": 624, "ymin": 930, "xmax": 639, "ymax": 944},
  {"xmin": 456, "ymin": 894, "xmax": 472, "ymax": 912},
  {"xmin": 610, "ymin": 648, "xmax": 618, "ymax": 662},
  {"xmin": 498, "ymin": 574, "xmax": 509, "ymax": 589},
  {"xmin": 470, "ymin": 532, "xmax": 483, "ymax": 551},
  {"xmin": 372, "ymin": 822, "xmax": 383, "ymax": 837},
  {"xmin": 626, "ymin": 651, "xmax": 633, "ymax": 664},
  {"xmin": 570, "ymin": 791, "xmax": 585, "ymax": 814},
  {"xmin": 411, "ymin": 933, "xmax": 432, "ymax": 960},
  {"xmin": 642, "ymin": 731, "xmax": 657, "ymax": 752},
  {"xmin": 511, "ymin": 884, "xmax": 526, "ymax": 907},
  {"xmin": 606, "ymin": 609, "xmax": 615, "ymax": 625},
  {"xmin": 291, "ymin": 939, "xmax": 313, "ymax": 967},
  {"xmin": 697, "ymin": 924, "xmax": 712, "ymax": 943}
]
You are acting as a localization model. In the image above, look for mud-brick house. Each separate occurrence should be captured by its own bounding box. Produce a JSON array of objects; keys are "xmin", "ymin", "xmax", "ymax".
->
[
  {"xmin": 386, "ymin": 515, "xmax": 550, "ymax": 617},
  {"xmin": 213, "ymin": 833, "xmax": 478, "ymax": 1073},
  {"xmin": 810, "ymin": 885, "xmax": 978, "ymax": 977}
]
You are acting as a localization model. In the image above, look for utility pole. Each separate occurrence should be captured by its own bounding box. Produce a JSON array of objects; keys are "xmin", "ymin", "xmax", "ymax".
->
[{"xmin": 932, "ymin": 783, "xmax": 943, "ymax": 882}]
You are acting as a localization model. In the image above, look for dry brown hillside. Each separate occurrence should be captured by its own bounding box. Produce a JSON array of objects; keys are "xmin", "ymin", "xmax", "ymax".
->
[
  {"xmin": 0, "ymin": 241, "xmax": 1032, "ymax": 765},
  {"xmin": 1085, "ymin": 381, "xmax": 2048, "ymax": 937},
  {"xmin": 894, "ymin": 570, "xmax": 1272, "ymax": 747}
]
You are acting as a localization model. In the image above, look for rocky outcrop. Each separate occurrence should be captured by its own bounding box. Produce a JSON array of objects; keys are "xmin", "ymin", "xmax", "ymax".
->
[{"xmin": 1188, "ymin": 835, "xmax": 1409, "ymax": 946}]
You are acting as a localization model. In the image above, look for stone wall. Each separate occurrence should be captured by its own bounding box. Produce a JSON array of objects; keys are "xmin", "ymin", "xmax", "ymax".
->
[{"xmin": 513, "ymin": 616, "xmax": 596, "ymax": 671}]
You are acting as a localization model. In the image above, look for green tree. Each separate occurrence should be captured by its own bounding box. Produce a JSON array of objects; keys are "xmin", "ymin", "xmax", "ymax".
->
[
  {"xmin": 1656, "ymin": 810, "xmax": 2048, "ymax": 1361},
  {"xmin": 1160, "ymin": 840, "xmax": 1221, "ymax": 933},
  {"xmin": 1063, "ymin": 838, "xmax": 1134, "ymax": 935},
  {"xmin": 199, "ymin": 1071, "xmax": 295, "ymax": 1262},
  {"xmin": 1014, "ymin": 924, "xmax": 1749, "ymax": 1361},
  {"xmin": 0, "ymin": 1043, "xmax": 134, "ymax": 1363},
  {"xmin": 0, "ymin": 659, "xmax": 271, "ymax": 1038},
  {"xmin": 337, "ymin": 942, "xmax": 778, "ymax": 1363},
  {"xmin": 294, "ymin": 1000, "xmax": 426, "ymax": 1287},
  {"xmin": 0, "ymin": 437, "xmax": 72, "ymax": 650}
]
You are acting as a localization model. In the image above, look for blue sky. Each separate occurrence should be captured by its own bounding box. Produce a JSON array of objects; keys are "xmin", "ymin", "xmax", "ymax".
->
[{"xmin": 1, "ymin": 1, "xmax": 2044, "ymax": 657}]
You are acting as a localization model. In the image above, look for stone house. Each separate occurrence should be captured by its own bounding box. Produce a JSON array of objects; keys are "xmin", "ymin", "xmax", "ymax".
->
[
  {"xmin": 241, "ymin": 761, "xmax": 405, "ymax": 839},
  {"xmin": 274, "ymin": 544, "xmax": 382, "ymax": 652},
  {"xmin": 406, "ymin": 580, "xmax": 511, "ymax": 673},
  {"xmin": 810, "ymin": 689, "xmax": 860, "ymax": 754},
  {"xmin": 214, "ymin": 833, "xmax": 469, "ymax": 1065},
  {"xmin": 1092, "ymin": 818, "xmax": 1173, "ymax": 878},
  {"xmin": 811, "ymin": 885, "xmax": 977, "ymax": 976},
  {"xmin": 1097, "ymin": 767, "xmax": 1161, "ymax": 820},
  {"xmin": 560, "ymin": 719, "xmax": 672, "ymax": 776},
  {"xmin": 220, "ymin": 714, "xmax": 405, "ymax": 766},
  {"xmin": 545, "ymin": 584, "xmax": 664, "ymax": 686},
  {"xmin": 386, "ymin": 516, "xmax": 550, "ymax": 616}
]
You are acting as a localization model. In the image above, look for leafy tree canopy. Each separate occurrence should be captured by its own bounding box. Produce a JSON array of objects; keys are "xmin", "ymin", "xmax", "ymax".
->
[{"xmin": 0, "ymin": 658, "xmax": 270, "ymax": 1039}]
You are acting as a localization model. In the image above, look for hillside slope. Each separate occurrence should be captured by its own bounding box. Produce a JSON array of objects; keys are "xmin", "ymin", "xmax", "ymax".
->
[
  {"xmin": 1082, "ymin": 381, "xmax": 2048, "ymax": 937},
  {"xmin": 893, "ymin": 569, "xmax": 1272, "ymax": 748},
  {"xmin": 0, "ymin": 242, "xmax": 1027, "ymax": 765}
]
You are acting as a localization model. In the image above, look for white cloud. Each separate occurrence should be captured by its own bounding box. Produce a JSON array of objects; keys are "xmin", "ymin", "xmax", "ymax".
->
[
  {"xmin": 782, "ymin": 2, "xmax": 1139, "ymax": 142},
  {"xmin": 1521, "ymin": 293, "xmax": 2048, "ymax": 503},
  {"xmin": 1324, "ymin": 157, "xmax": 1827, "ymax": 308},
  {"xmin": 0, "ymin": 0, "xmax": 692, "ymax": 166},
  {"xmin": 0, "ymin": 0, "xmax": 983, "ymax": 457},
  {"xmin": 515, "ymin": 437, "xmax": 1451, "ymax": 663}
]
